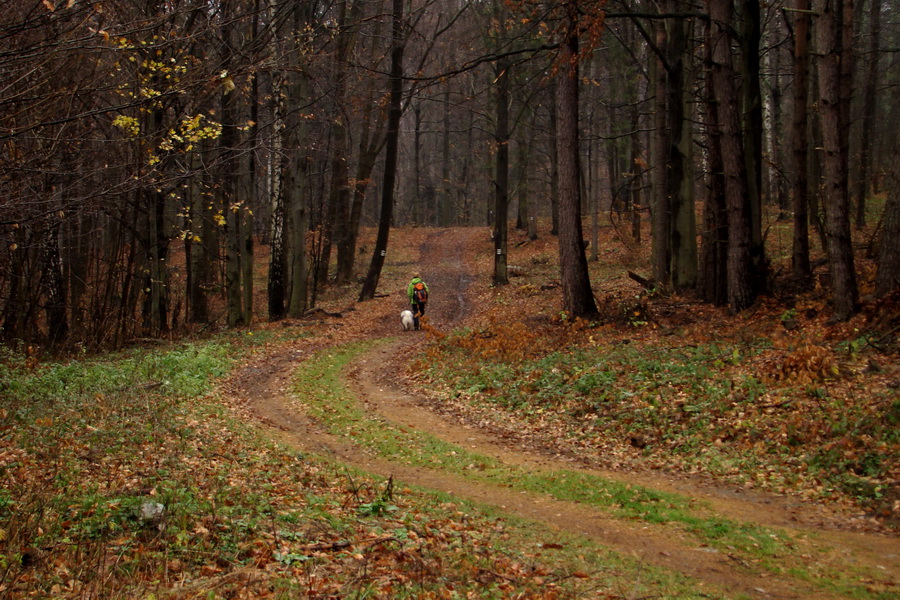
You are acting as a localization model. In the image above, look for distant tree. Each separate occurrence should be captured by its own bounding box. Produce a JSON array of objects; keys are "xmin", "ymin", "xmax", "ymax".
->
[
  {"xmin": 790, "ymin": 0, "xmax": 813, "ymax": 283},
  {"xmin": 267, "ymin": 91, "xmax": 288, "ymax": 321},
  {"xmin": 187, "ymin": 150, "xmax": 213, "ymax": 324},
  {"xmin": 874, "ymin": 130, "xmax": 900, "ymax": 297},
  {"xmin": 665, "ymin": 1, "xmax": 697, "ymax": 292},
  {"xmin": 547, "ymin": 81, "xmax": 561, "ymax": 237},
  {"xmin": 514, "ymin": 106, "xmax": 539, "ymax": 241},
  {"xmin": 853, "ymin": 0, "xmax": 880, "ymax": 229},
  {"xmin": 343, "ymin": 1, "xmax": 389, "ymax": 282},
  {"xmin": 492, "ymin": 55, "xmax": 511, "ymax": 286},
  {"xmin": 649, "ymin": 13, "xmax": 669, "ymax": 286}
]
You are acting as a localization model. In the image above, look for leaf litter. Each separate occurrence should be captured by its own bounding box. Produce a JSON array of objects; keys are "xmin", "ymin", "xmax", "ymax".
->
[{"xmin": 1, "ymin": 224, "xmax": 898, "ymax": 599}]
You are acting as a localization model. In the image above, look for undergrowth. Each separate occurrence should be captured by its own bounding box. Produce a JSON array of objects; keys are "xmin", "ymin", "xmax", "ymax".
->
[{"xmin": 413, "ymin": 320, "xmax": 898, "ymax": 518}]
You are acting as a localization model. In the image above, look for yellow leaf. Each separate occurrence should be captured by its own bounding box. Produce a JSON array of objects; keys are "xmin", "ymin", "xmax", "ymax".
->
[{"xmin": 43, "ymin": 0, "xmax": 54, "ymax": 11}]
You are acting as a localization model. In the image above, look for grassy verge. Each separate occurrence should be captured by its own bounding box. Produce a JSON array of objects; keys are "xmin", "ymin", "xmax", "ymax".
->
[{"xmin": 294, "ymin": 340, "xmax": 896, "ymax": 600}]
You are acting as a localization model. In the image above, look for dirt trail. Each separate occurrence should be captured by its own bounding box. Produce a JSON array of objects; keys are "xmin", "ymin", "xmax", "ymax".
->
[{"xmin": 237, "ymin": 228, "xmax": 898, "ymax": 600}]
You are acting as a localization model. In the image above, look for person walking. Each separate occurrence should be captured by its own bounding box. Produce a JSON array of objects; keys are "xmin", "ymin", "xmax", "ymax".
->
[{"xmin": 406, "ymin": 273, "xmax": 429, "ymax": 330}]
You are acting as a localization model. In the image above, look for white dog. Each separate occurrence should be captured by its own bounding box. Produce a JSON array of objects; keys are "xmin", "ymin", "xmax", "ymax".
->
[{"xmin": 400, "ymin": 310, "xmax": 415, "ymax": 331}]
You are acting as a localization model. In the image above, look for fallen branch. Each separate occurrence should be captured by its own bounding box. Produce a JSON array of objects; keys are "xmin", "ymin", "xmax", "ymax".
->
[
  {"xmin": 297, "ymin": 540, "xmax": 352, "ymax": 552},
  {"xmin": 628, "ymin": 270, "xmax": 656, "ymax": 292},
  {"xmin": 298, "ymin": 535, "xmax": 400, "ymax": 553}
]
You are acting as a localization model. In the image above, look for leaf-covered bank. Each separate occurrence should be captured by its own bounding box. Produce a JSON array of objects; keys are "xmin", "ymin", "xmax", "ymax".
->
[{"xmin": 411, "ymin": 233, "xmax": 899, "ymax": 529}]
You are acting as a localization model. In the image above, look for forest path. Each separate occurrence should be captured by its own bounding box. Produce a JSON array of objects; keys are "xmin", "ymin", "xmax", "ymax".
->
[{"xmin": 236, "ymin": 228, "xmax": 897, "ymax": 600}]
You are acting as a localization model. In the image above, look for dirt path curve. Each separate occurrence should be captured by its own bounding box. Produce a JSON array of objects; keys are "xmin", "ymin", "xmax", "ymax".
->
[{"xmin": 237, "ymin": 228, "xmax": 898, "ymax": 600}]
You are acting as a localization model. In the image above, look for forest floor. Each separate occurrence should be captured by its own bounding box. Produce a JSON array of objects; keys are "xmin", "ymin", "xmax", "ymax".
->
[{"xmin": 226, "ymin": 225, "xmax": 899, "ymax": 599}]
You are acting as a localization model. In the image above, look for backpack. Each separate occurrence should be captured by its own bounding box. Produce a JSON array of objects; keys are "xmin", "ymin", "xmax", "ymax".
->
[{"xmin": 413, "ymin": 281, "xmax": 428, "ymax": 303}]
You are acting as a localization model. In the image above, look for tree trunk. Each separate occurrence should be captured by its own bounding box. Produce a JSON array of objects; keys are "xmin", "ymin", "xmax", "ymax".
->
[
  {"xmin": 286, "ymin": 159, "xmax": 309, "ymax": 316},
  {"xmin": 143, "ymin": 183, "xmax": 170, "ymax": 335},
  {"xmin": 440, "ymin": 83, "xmax": 453, "ymax": 226},
  {"xmin": 790, "ymin": 0, "xmax": 812, "ymax": 281},
  {"xmin": 765, "ymin": 13, "xmax": 789, "ymax": 219},
  {"xmin": 667, "ymin": 9, "xmax": 697, "ymax": 291},
  {"xmin": 516, "ymin": 124, "xmax": 538, "ymax": 240},
  {"xmin": 412, "ymin": 103, "xmax": 423, "ymax": 225},
  {"xmin": 222, "ymin": 106, "xmax": 243, "ymax": 327},
  {"xmin": 699, "ymin": 13, "xmax": 729, "ymax": 305},
  {"xmin": 242, "ymin": 41, "xmax": 260, "ymax": 325},
  {"xmin": 740, "ymin": 0, "xmax": 766, "ymax": 288},
  {"xmin": 333, "ymin": 0, "xmax": 362, "ymax": 284},
  {"xmin": 285, "ymin": 26, "xmax": 312, "ymax": 318},
  {"xmin": 853, "ymin": 0, "xmax": 879, "ymax": 228},
  {"xmin": 493, "ymin": 58, "xmax": 510, "ymax": 286},
  {"xmin": 875, "ymin": 128, "xmax": 900, "ymax": 297},
  {"xmin": 64, "ymin": 211, "xmax": 88, "ymax": 338},
  {"xmin": 708, "ymin": 0, "xmax": 756, "ymax": 311},
  {"xmin": 221, "ymin": 4, "xmax": 243, "ymax": 327},
  {"xmin": 346, "ymin": 6, "xmax": 388, "ymax": 254},
  {"xmin": 1, "ymin": 229, "xmax": 30, "ymax": 343},
  {"xmin": 223, "ymin": 151, "xmax": 244, "ymax": 327},
  {"xmin": 188, "ymin": 150, "xmax": 211, "ymax": 323},
  {"xmin": 43, "ymin": 225, "xmax": 68, "ymax": 344},
  {"xmin": 327, "ymin": 119, "xmax": 351, "ymax": 283},
  {"xmin": 242, "ymin": 197, "xmax": 254, "ymax": 324},
  {"xmin": 816, "ymin": 0, "xmax": 858, "ymax": 320},
  {"xmin": 556, "ymin": 4, "xmax": 598, "ymax": 318},
  {"xmin": 629, "ymin": 103, "xmax": 643, "ymax": 244},
  {"xmin": 268, "ymin": 68, "xmax": 288, "ymax": 321},
  {"xmin": 650, "ymin": 17, "xmax": 670, "ymax": 286},
  {"xmin": 359, "ymin": 0, "xmax": 403, "ymax": 301},
  {"xmin": 548, "ymin": 82, "xmax": 560, "ymax": 236}
]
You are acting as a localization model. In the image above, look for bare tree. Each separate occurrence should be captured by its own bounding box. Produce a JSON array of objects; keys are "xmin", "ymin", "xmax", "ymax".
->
[
  {"xmin": 853, "ymin": 0, "xmax": 880, "ymax": 228},
  {"xmin": 875, "ymin": 127, "xmax": 900, "ymax": 297},
  {"xmin": 556, "ymin": 1, "xmax": 599, "ymax": 319},
  {"xmin": 359, "ymin": 0, "xmax": 404, "ymax": 301},
  {"xmin": 815, "ymin": 0, "xmax": 858, "ymax": 320},
  {"xmin": 790, "ymin": 0, "xmax": 813, "ymax": 283},
  {"xmin": 708, "ymin": 0, "xmax": 756, "ymax": 312},
  {"xmin": 493, "ymin": 54, "xmax": 512, "ymax": 286}
]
